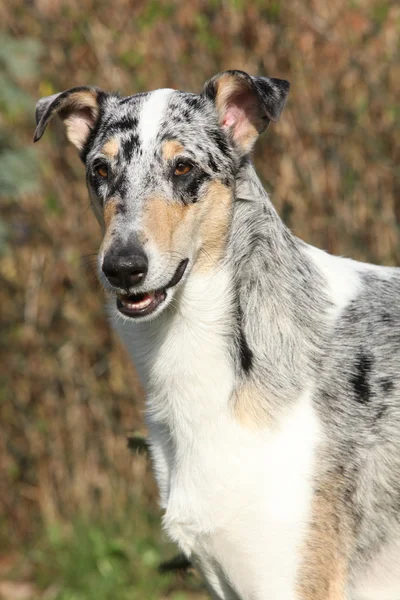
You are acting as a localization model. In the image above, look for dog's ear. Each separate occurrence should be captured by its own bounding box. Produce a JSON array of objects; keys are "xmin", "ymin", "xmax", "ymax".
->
[
  {"xmin": 202, "ymin": 70, "xmax": 290, "ymax": 154},
  {"xmin": 34, "ymin": 86, "xmax": 102, "ymax": 151}
]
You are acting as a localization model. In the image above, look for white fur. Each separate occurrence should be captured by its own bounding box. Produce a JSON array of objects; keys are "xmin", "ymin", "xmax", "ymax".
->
[
  {"xmin": 112, "ymin": 267, "xmax": 321, "ymax": 599},
  {"xmin": 306, "ymin": 245, "xmax": 362, "ymax": 319},
  {"xmin": 138, "ymin": 88, "xmax": 174, "ymax": 149},
  {"xmin": 352, "ymin": 540, "xmax": 400, "ymax": 600},
  {"xmin": 307, "ymin": 245, "xmax": 395, "ymax": 321},
  {"xmin": 306, "ymin": 245, "xmax": 395, "ymax": 321}
]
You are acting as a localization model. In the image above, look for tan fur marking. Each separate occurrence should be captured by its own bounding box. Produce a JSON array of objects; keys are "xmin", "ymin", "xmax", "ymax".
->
[
  {"xmin": 102, "ymin": 138, "xmax": 120, "ymax": 160},
  {"xmin": 67, "ymin": 90, "xmax": 98, "ymax": 112},
  {"xmin": 143, "ymin": 196, "xmax": 189, "ymax": 254},
  {"xmin": 162, "ymin": 140, "xmax": 184, "ymax": 161},
  {"xmin": 194, "ymin": 181, "xmax": 233, "ymax": 273},
  {"xmin": 103, "ymin": 199, "xmax": 118, "ymax": 229},
  {"xmin": 100, "ymin": 201, "xmax": 118, "ymax": 258},
  {"xmin": 296, "ymin": 469, "xmax": 353, "ymax": 599},
  {"xmin": 233, "ymin": 383, "xmax": 275, "ymax": 428},
  {"xmin": 142, "ymin": 182, "xmax": 232, "ymax": 274},
  {"xmin": 99, "ymin": 199, "xmax": 119, "ymax": 258}
]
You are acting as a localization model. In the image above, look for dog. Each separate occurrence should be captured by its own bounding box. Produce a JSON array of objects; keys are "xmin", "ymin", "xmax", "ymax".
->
[{"xmin": 34, "ymin": 70, "xmax": 400, "ymax": 599}]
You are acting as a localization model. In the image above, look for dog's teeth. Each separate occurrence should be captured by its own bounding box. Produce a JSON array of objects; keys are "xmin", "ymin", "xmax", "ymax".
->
[{"xmin": 122, "ymin": 294, "xmax": 153, "ymax": 310}]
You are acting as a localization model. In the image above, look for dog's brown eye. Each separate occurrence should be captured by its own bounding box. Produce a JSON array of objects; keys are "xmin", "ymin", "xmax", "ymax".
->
[
  {"xmin": 96, "ymin": 165, "xmax": 108, "ymax": 178},
  {"xmin": 174, "ymin": 162, "xmax": 192, "ymax": 176}
]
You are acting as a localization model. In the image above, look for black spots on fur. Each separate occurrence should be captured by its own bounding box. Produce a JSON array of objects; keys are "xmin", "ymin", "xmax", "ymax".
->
[
  {"xmin": 238, "ymin": 326, "xmax": 254, "ymax": 374},
  {"xmin": 351, "ymin": 352, "xmax": 374, "ymax": 404},
  {"xmin": 202, "ymin": 79, "xmax": 217, "ymax": 103},
  {"xmin": 381, "ymin": 311, "xmax": 393, "ymax": 324},
  {"xmin": 375, "ymin": 404, "xmax": 388, "ymax": 421},
  {"xmin": 119, "ymin": 96, "xmax": 133, "ymax": 105},
  {"xmin": 122, "ymin": 134, "xmax": 139, "ymax": 161},
  {"xmin": 236, "ymin": 304, "xmax": 254, "ymax": 374},
  {"xmin": 119, "ymin": 91, "xmax": 148, "ymax": 105},
  {"xmin": 159, "ymin": 129, "xmax": 175, "ymax": 144},
  {"xmin": 185, "ymin": 172, "xmax": 211, "ymax": 203},
  {"xmin": 104, "ymin": 199, "xmax": 126, "ymax": 217},
  {"xmin": 108, "ymin": 172, "xmax": 129, "ymax": 199},
  {"xmin": 184, "ymin": 95, "xmax": 203, "ymax": 110},
  {"xmin": 238, "ymin": 155, "xmax": 250, "ymax": 171},
  {"xmin": 89, "ymin": 174, "xmax": 103, "ymax": 197},
  {"xmin": 174, "ymin": 169, "xmax": 210, "ymax": 204},
  {"xmin": 206, "ymin": 151, "xmax": 220, "ymax": 173},
  {"xmin": 168, "ymin": 102, "xmax": 180, "ymax": 113},
  {"xmin": 118, "ymin": 95, "xmax": 137, "ymax": 105},
  {"xmin": 380, "ymin": 378, "xmax": 394, "ymax": 394},
  {"xmin": 208, "ymin": 128, "xmax": 231, "ymax": 157},
  {"xmin": 171, "ymin": 114, "xmax": 183, "ymax": 125},
  {"xmin": 115, "ymin": 202, "xmax": 127, "ymax": 216},
  {"xmin": 112, "ymin": 117, "xmax": 138, "ymax": 133},
  {"xmin": 248, "ymin": 231, "xmax": 267, "ymax": 252}
]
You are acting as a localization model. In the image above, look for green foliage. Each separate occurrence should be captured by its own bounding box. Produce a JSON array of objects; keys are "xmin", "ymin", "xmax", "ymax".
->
[
  {"xmin": 0, "ymin": 35, "xmax": 41, "ymax": 84},
  {"xmin": 138, "ymin": 0, "xmax": 176, "ymax": 29},
  {"xmin": 0, "ymin": 146, "xmax": 39, "ymax": 198},
  {"xmin": 0, "ymin": 35, "xmax": 42, "ymax": 202},
  {"xmin": 28, "ymin": 512, "xmax": 205, "ymax": 599},
  {"xmin": 0, "ymin": 219, "xmax": 8, "ymax": 256}
]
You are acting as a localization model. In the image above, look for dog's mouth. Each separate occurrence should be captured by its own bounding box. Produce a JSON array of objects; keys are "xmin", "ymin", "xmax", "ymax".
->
[
  {"xmin": 116, "ymin": 259, "xmax": 188, "ymax": 319},
  {"xmin": 117, "ymin": 289, "xmax": 166, "ymax": 317}
]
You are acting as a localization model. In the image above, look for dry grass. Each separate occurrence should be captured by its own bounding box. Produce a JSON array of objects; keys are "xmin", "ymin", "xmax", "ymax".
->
[{"xmin": 0, "ymin": 0, "xmax": 399, "ymax": 594}]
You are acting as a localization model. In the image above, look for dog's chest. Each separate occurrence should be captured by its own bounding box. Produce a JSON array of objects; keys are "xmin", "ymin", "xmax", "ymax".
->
[
  {"xmin": 156, "ymin": 383, "xmax": 319, "ymax": 600},
  {"xmin": 114, "ymin": 272, "xmax": 320, "ymax": 598},
  {"xmin": 143, "ymin": 335, "xmax": 319, "ymax": 597}
]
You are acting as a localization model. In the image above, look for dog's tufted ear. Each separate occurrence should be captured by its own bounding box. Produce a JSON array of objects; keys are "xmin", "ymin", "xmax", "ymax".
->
[
  {"xmin": 202, "ymin": 70, "xmax": 290, "ymax": 154},
  {"xmin": 34, "ymin": 86, "xmax": 102, "ymax": 152}
]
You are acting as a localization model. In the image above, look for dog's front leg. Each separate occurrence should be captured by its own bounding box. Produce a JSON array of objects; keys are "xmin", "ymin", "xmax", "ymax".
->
[
  {"xmin": 192, "ymin": 553, "xmax": 242, "ymax": 600},
  {"xmin": 201, "ymin": 478, "xmax": 353, "ymax": 600},
  {"xmin": 296, "ymin": 470, "xmax": 353, "ymax": 600}
]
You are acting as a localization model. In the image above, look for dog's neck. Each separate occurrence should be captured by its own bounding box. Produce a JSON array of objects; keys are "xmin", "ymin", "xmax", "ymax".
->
[
  {"xmin": 117, "ymin": 161, "xmax": 328, "ymax": 434},
  {"xmin": 227, "ymin": 160, "xmax": 328, "ymax": 414}
]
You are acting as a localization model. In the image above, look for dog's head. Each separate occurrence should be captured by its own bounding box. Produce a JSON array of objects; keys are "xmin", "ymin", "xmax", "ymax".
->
[{"xmin": 35, "ymin": 71, "xmax": 289, "ymax": 320}]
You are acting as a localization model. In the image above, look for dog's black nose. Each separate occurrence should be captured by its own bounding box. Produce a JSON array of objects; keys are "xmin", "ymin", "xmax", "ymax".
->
[{"xmin": 102, "ymin": 244, "xmax": 148, "ymax": 289}]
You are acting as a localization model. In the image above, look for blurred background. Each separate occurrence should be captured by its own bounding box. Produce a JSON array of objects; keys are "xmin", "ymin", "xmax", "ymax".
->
[{"xmin": 0, "ymin": 0, "xmax": 399, "ymax": 598}]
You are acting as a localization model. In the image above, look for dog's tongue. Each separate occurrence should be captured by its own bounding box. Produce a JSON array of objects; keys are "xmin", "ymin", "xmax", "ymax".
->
[{"xmin": 119, "ymin": 292, "xmax": 155, "ymax": 312}]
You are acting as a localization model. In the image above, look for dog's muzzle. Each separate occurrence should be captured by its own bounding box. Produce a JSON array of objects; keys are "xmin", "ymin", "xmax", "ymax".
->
[
  {"xmin": 117, "ymin": 258, "xmax": 189, "ymax": 318},
  {"xmin": 102, "ymin": 245, "xmax": 148, "ymax": 290}
]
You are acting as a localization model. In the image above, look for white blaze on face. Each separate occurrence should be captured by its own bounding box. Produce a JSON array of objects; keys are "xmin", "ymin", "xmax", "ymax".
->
[{"xmin": 138, "ymin": 88, "xmax": 175, "ymax": 149}]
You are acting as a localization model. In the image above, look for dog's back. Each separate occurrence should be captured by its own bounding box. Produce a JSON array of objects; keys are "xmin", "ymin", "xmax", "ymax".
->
[{"xmin": 305, "ymin": 247, "xmax": 400, "ymax": 598}]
